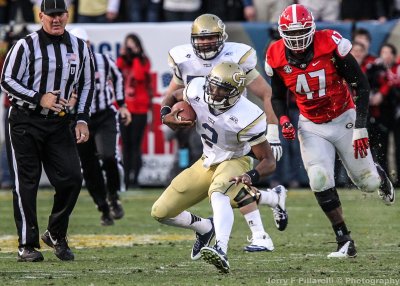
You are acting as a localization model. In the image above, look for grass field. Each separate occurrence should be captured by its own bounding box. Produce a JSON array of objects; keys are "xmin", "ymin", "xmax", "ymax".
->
[{"xmin": 0, "ymin": 188, "xmax": 399, "ymax": 286}]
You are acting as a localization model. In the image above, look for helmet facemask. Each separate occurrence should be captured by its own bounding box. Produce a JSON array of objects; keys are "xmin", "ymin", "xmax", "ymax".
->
[
  {"xmin": 192, "ymin": 33, "xmax": 225, "ymax": 60},
  {"xmin": 204, "ymin": 77, "xmax": 241, "ymax": 110},
  {"xmin": 279, "ymin": 25, "xmax": 315, "ymax": 51}
]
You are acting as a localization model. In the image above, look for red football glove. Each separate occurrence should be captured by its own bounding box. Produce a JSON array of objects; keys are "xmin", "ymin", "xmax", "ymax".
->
[
  {"xmin": 279, "ymin": 116, "xmax": 296, "ymax": 140},
  {"xmin": 352, "ymin": 128, "xmax": 369, "ymax": 159}
]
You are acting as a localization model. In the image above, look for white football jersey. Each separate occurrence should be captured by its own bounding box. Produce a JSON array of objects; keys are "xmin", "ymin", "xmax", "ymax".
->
[
  {"xmin": 168, "ymin": 42, "xmax": 258, "ymax": 86},
  {"xmin": 183, "ymin": 77, "xmax": 267, "ymax": 168}
]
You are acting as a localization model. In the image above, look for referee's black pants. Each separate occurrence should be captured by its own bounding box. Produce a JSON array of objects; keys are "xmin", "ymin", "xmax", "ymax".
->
[
  {"xmin": 7, "ymin": 107, "xmax": 82, "ymax": 248},
  {"xmin": 77, "ymin": 109, "xmax": 122, "ymax": 211}
]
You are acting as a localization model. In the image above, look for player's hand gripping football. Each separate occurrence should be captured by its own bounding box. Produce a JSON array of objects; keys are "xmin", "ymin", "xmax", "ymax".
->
[
  {"xmin": 352, "ymin": 128, "xmax": 369, "ymax": 159},
  {"xmin": 162, "ymin": 108, "xmax": 194, "ymax": 131},
  {"xmin": 266, "ymin": 124, "xmax": 283, "ymax": 161},
  {"xmin": 280, "ymin": 116, "xmax": 296, "ymax": 140}
]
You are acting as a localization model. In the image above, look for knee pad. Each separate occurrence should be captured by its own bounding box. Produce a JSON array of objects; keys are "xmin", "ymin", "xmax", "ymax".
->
[
  {"xmin": 308, "ymin": 166, "xmax": 328, "ymax": 191},
  {"xmin": 314, "ymin": 187, "xmax": 341, "ymax": 212},
  {"xmin": 233, "ymin": 186, "xmax": 257, "ymax": 208},
  {"xmin": 151, "ymin": 201, "xmax": 168, "ymax": 221},
  {"xmin": 356, "ymin": 172, "xmax": 380, "ymax": 193}
]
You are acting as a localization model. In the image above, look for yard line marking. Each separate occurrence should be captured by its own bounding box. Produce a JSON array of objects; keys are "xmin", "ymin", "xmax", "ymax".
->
[{"xmin": 0, "ymin": 234, "xmax": 194, "ymax": 253}]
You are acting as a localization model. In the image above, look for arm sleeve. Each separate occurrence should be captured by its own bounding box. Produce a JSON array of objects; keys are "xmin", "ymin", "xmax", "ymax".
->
[
  {"xmin": 0, "ymin": 40, "xmax": 42, "ymax": 105},
  {"xmin": 107, "ymin": 55, "xmax": 125, "ymax": 107},
  {"xmin": 167, "ymin": 52, "xmax": 184, "ymax": 85},
  {"xmin": 76, "ymin": 44, "xmax": 95, "ymax": 123},
  {"xmin": 334, "ymin": 52, "xmax": 370, "ymax": 128},
  {"xmin": 238, "ymin": 112, "xmax": 267, "ymax": 145},
  {"xmin": 270, "ymin": 73, "xmax": 289, "ymax": 119}
]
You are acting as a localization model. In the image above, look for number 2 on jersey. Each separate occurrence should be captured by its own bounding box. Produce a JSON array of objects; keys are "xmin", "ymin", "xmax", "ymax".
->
[
  {"xmin": 296, "ymin": 69, "xmax": 326, "ymax": 100},
  {"xmin": 201, "ymin": 123, "xmax": 218, "ymax": 148}
]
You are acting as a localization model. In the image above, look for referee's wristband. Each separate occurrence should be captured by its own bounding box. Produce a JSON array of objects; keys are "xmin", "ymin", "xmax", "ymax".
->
[
  {"xmin": 246, "ymin": 169, "xmax": 260, "ymax": 183},
  {"xmin": 160, "ymin": 106, "xmax": 171, "ymax": 122}
]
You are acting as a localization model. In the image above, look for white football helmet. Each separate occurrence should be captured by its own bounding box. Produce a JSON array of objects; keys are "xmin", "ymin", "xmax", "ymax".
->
[{"xmin": 204, "ymin": 62, "xmax": 246, "ymax": 110}]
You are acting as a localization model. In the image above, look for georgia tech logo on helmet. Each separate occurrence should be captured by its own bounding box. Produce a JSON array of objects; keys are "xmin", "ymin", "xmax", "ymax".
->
[
  {"xmin": 217, "ymin": 20, "xmax": 225, "ymax": 30},
  {"xmin": 232, "ymin": 72, "xmax": 246, "ymax": 87}
]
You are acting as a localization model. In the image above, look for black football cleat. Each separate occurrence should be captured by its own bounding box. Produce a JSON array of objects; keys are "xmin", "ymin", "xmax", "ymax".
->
[
  {"xmin": 108, "ymin": 199, "xmax": 125, "ymax": 219},
  {"xmin": 41, "ymin": 230, "xmax": 74, "ymax": 261},
  {"xmin": 327, "ymin": 240, "xmax": 357, "ymax": 258},
  {"xmin": 375, "ymin": 164, "xmax": 395, "ymax": 205},
  {"xmin": 191, "ymin": 217, "xmax": 215, "ymax": 260},
  {"xmin": 17, "ymin": 246, "xmax": 44, "ymax": 262},
  {"xmin": 201, "ymin": 243, "xmax": 230, "ymax": 274},
  {"xmin": 101, "ymin": 211, "xmax": 114, "ymax": 226},
  {"xmin": 271, "ymin": 185, "xmax": 288, "ymax": 231}
]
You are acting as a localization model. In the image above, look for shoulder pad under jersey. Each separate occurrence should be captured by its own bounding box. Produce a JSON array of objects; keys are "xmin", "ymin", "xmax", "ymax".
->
[
  {"xmin": 337, "ymin": 37, "xmax": 352, "ymax": 57},
  {"xmin": 184, "ymin": 77, "xmax": 205, "ymax": 102},
  {"xmin": 168, "ymin": 44, "xmax": 195, "ymax": 66},
  {"xmin": 222, "ymin": 42, "xmax": 257, "ymax": 72},
  {"xmin": 264, "ymin": 60, "xmax": 273, "ymax": 77}
]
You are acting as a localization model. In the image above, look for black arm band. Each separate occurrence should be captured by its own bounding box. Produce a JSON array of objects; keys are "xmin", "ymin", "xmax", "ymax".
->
[
  {"xmin": 271, "ymin": 73, "xmax": 289, "ymax": 118},
  {"xmin": 160, "ymin": 106, "xmax": 172, "ymax": 121},
  {"xmin": 334, "ymin": 52, "xmax": 370, "ymax": 128},
  {"xmin": 246, "ymin": 169, "xmax": 260, "ymax": 183}
]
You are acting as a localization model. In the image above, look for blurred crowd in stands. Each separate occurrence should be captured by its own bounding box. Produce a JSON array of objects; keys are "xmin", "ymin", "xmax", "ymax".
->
[
  {"xmin": 1, "ymin": 0, "xmax": 400, "ymax": 24},
  {"xmin": 1, "ymin": 0, "xmax": 400, "ymax": 189}
]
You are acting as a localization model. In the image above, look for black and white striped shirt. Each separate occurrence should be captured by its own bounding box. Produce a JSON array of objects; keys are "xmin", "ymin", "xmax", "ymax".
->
[
  {"xmin": 92, "ymin": 53, "xmax": 124, "ymax": 114},
  {"xmin": 0, "ymin": 28, "xmax": 94, "ymax": 122}
]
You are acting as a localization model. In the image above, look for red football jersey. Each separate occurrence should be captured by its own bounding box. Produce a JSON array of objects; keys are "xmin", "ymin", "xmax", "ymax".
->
[{"xmin": 266, "ymin": 30, "xmax": 355, "ymax": 124}]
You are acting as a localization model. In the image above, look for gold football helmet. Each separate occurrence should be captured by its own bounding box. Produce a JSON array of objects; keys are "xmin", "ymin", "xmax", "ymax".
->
[
  {"xmin": 204, "ymin": 62, "xmax": 246, "ymax": 110},
  {"xmin": 191, "ymin": 14, "xmax": 228, "ymax": 60}
]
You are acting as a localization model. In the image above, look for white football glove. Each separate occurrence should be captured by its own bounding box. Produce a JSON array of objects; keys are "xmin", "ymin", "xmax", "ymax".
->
[{"xmin": 266, "ymin": 124, "xmax": 283, "ymax": 161}]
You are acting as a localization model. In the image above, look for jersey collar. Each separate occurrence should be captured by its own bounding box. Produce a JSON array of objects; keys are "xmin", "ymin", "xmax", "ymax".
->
[{"xmin": 38, "ymin": 28, "xmax": 72, "ymax": 47}]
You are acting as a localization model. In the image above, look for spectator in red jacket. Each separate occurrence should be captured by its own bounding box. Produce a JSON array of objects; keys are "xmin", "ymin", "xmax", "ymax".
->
[{"xmin": 116, "ymin": 33, "xmax": 153, "ymax": 188}]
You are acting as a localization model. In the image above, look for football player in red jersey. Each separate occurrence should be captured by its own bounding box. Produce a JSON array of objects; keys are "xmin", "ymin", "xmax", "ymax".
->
[{"xmin": 265, "ymin": 4, "xmax": 395, "ymax": 258}]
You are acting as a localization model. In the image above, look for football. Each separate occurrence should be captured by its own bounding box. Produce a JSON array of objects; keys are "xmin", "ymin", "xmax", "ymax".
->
[{"xmin": 171, "ymin": 101, "xmax": 196, "ymax": 122}]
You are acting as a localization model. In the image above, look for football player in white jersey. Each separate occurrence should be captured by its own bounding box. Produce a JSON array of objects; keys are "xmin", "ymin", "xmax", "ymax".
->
[
  {"xmin": 152, "ymin": 62, "xmax": 277, "ymax": 273},
  {"xmin": 167, "ymin": 14, "xmax": 282, "ymax": 160},
  {"xmin": 164, "ymin": 13, "xmax": 289, "ymax": 253}
]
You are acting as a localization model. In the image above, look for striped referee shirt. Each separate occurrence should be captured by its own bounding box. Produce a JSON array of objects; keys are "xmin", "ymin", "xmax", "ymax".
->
[
  {"xmin": 92, "ymin": 53, "xmax": 124, "ymax": 114},
  {"xmin": 0, "ymin": 28, "xmax": 94, "ymax": 122}
]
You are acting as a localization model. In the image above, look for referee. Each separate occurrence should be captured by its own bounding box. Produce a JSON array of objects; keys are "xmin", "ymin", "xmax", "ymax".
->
[
  {"xmin": 0, "ymin": 0, "xmax": 94, "ymax": 262},
  {"xmin": 69, "ymin": 27, "xmax": 131, "ymax": 226}
]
